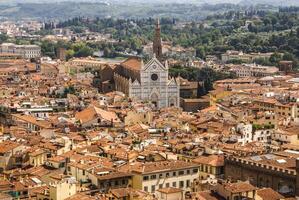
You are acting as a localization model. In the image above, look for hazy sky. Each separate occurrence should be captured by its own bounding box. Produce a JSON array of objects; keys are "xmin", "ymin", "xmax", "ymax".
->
[
  {"xmin": 0, "ymin": 0, "xmax": 241, "ymax": 3},
  {"xmin": 1, "ymin": 0, "xmax": 297, "ymax": 6}
]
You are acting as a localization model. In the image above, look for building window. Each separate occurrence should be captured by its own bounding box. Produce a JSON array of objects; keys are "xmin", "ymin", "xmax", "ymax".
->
[
  {"xmin": 173, "ymin": 172, "xmax": 176, "ymax": 176},
  {"xmin": 179, "ymin": 181, "xmax": 184, "ymax": 188},
  {"xmin": 187, "ymin": 169, "xmax": 190, "ymax": 174},
  {"xmin": 178, "ymin": 171, "xmax": 184, "ymax": 175},
  {"xmin": 159, "ymin": 184, "xmax": 163, "ymax": 189},
  {"xmin": 151, "ymin": 175, "xmax": 157, "ymax": 180},
  {"xmin": 166, "ymin": 183, "xmax": 170, "ymax": 187},
  {"xmin": 186, "ymin": 180, "xmax": 190, "ymax": 187},
  {"xmin": 193, "ymin": 169, "xmax": 198, "ymax": 173},
  {"xmin": 143, "ymin": 176, "xmax": 149, "ymax": 181},
  {"xmin": 172, "ymin": 182, "xmax": 177, "ymax": 187},
  {"xmin": 144, "ymin": 186, "xmax": 148, "ymax": 192},
  {"xmin": 151, "ymin": 185, "xmax": 155, "ymax": 193}
]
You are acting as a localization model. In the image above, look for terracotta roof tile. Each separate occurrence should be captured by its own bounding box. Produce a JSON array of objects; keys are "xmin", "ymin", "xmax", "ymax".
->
[
  {"xmin": 157, "ymin": 187, "xmax": 183, "ymax": 194},
  {"xmin": 193, "ymin": 155, "xmax": 224, "ymax": 167},
  {"xmin": 256, "ymin": 188, "xmax": 284, "ymax": 200},
  {"xmin": 121, "ymin": 57, "xmax": 142, "ymax": 71}
]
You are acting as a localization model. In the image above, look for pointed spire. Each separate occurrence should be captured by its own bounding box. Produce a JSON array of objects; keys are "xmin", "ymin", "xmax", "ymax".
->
[
  {"xmin": 153, "ymin": 18, "xmax": 162, "ymax": 62},
  {"xmin": 176, "ymin": 76, "xmax": 180, "ymax": 85},
  {"xmin": 140, "ymin": 59, "xmax": 145, "ymax": 70},
  {"xmin": 156, "ymin": 18, "xmax": 160, "ymax": 29},
  {"xmin": 165, "ymin": 60, "xmax": 168, "ymax": 69}
]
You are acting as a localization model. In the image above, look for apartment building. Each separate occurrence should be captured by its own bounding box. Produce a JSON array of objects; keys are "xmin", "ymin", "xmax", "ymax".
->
[
  {"xmin": 221, "ymin": 50, "xmax": 274, "ymax": 63},
  {"xmin": 0, "ymin": 141, "xmax": 25, "ymax": 171},
  {"xmin": 272, "ymin": 125, "xmax": 299, "ymax": 145},
  {"xmin": 225, "ymin": 151, "xmax": 298, "ymax": 196},
  {"xmin": 228, "ymin": 64, "xmax": 279, "ymax": 78},
  {"xmin": 128, "ymin": 160, "xmax": 200, "ymax": 195},
  {"xmin": 192, "ymin": 155, "xmax": 224, "ymax": 185},
  {"xmin": 0, "ymin": 43, "xmax": 41, "ymax": 59},
  {"xmin": 36, "ymin": 178, "xmax": 77, "ymax": 200}
]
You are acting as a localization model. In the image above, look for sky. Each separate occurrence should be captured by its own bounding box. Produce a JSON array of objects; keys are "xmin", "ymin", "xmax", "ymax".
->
[
  {"xmin": 0, "ymin": 0, "xmax": 241, "ymax": 3},
  {"xmin": 0, "ymin": 0, "xmax": 298, "ymax": 6}
]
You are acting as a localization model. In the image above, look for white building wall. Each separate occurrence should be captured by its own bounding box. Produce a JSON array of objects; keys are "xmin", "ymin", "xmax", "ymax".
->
[
  {"xmin": 253, "ymin": 129, "xmax": 272, "ymax": 143},
  {"xmin": 141, "ymin": 168, "xmax": 198, "ymax": 194},
  {"xmin": 236, "ymin": 123, "xmax": 253, "ymax": 144}
]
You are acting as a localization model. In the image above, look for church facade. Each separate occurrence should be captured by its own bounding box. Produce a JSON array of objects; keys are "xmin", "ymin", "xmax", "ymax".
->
[{"xmin": 114, "ymin": 20, "xmax": 180, "ymax": 109}]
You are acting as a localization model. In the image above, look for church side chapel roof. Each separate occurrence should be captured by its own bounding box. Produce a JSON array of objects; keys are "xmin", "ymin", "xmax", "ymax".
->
[
  {"xmin": 168, "ymin": 77, "xmax": 179, "ymax": 86},
  {"xmin": 120, "ymin": 57, "xmax": 142, "ymax": 71}
]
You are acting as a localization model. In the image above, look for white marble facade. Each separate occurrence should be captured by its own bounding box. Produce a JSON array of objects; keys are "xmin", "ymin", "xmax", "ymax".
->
[{"xmin": 129, "ymin": 57, "xmax": 180, "ymax": 109}]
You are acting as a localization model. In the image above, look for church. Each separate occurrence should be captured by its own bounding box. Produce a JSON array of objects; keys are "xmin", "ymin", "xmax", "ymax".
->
[{"xmin": 114, "ymin": 20, "xmax": 180, "ymax": 109}]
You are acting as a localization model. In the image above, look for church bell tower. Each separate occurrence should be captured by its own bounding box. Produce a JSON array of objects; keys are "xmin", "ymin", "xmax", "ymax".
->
[{"xmin": 153, "ymin": 19, "xmax": 162, "ymax": 62}]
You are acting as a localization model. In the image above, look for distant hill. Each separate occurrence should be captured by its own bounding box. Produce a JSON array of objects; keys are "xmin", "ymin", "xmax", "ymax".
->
[
  {"xmin": 0, "ymin": 0, "xmax": 297, "ymax": 21},
  {"xmin": 0, "ymin": 2, "xmax": 241, "ymax": 21},
  {"xmin": 0, "ymin": 2, "xmax": 111, "ymax": 19},
  {"xmin": 239, "ymin": 0, "xmax": 299, "ymax": 6}
]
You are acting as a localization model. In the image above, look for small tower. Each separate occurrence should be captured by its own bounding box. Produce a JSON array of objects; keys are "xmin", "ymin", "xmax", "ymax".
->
[
  {"xmin": 57, "ymin": 48, "xmax": 66, "ymax": 61},
  {"xmin": 153, "ymin": 19, "xmax": 162, "ymax": 62},
  {"xmin": 35, "ymin": 58, "xmax": 41, "ymax": 72}
]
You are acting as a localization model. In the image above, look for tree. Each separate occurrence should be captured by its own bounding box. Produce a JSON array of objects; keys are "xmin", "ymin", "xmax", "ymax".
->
[
  {"xmin": 71, "ymin": 43, "xmax": 93, "ymax": 58},
  {"xmin": 63, "ymin": 86, "xmax": 76, "ymax": 98},
  {"xmin": 41, "ymin": 40, "xmax": 56, "ymax": 58},
  {"xmin": 248, "ymin": 23, "xmax": 257, "ymax": 33},
  {"xmin": 103, "ymin": 47, "xmax": 111, "ymax": 58},
  {"xmin": 66, "ymin": 49, "xmax": 75, "ymax": 60},
  {"xmin": 283, "ymin": 52, "xmax": 295, "ymax": 61},
  {"xmin": 197, "ymin": 84, "xmax": 206, "ymax": 96},
  {"xmin": 74, "ymin": 46, "xmax": 93, "ymax": 57},
  {"xmin": 269, "ymin": 52, "xmax": 282, "ymax": 64},
  {"xmin": 0, "ymin": 34, "xmax": 8, "ymax": 43},
  {"xmin": 196, "ymin": 46, "xmax": 206, "ymax": 59}
]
